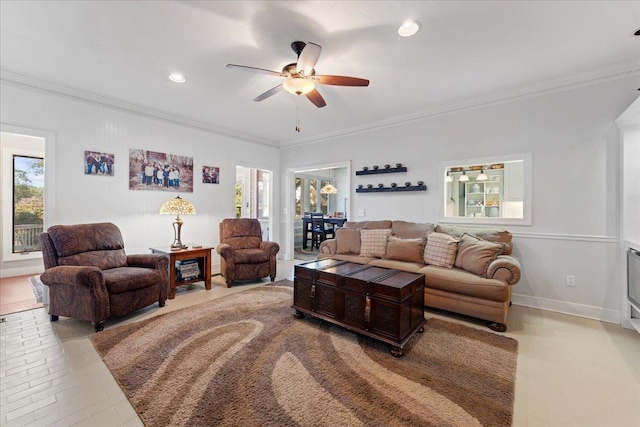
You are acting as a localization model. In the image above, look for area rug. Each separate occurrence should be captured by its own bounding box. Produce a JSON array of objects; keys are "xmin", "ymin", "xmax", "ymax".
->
[
  {"xmin": 29, "ymin": 275, "xmax": 44, "ymax": 303},
  {"xmin": 91, "ymin": 280, "xmax": 518, "ymax": 427}
]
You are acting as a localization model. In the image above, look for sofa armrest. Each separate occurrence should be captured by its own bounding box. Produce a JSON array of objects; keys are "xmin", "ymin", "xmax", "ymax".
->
[
  {"xmin": 127, "ymin": 254, "xmax": 168, "ymax": 271},
  {"xmin": 260, "ymin": 241, "xmax": 280, "ymax": 256},
  {"xmin": 319, "ymin": 239, "xmax": 337, "ymax": 255},
  {"xmin": 40, "ymin": 265, "xmax": 105, "ymax": 289},
  {"xmin": 486, "ymin": 255, "xmax": 521, "ymax": 285}
]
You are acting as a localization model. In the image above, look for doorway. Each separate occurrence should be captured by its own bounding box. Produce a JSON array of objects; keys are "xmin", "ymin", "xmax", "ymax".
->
[{"xmin": 287, "ymin": 161, "xmax": 351, "ymax": 261}]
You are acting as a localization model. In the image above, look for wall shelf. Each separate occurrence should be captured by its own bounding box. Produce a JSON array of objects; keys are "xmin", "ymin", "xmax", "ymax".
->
[
  {"xmin": 356, "ymin": 166, "xmax": 407, "ymax": 175},
  {"xmin": 356, "ymin": 185, "xmax": 427, "ymax": 193}
]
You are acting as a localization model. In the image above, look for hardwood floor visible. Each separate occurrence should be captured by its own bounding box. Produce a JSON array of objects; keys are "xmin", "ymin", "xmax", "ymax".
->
[{"xmin": 0, "ymin": 274, "xmax": 43, "ymax": 315}]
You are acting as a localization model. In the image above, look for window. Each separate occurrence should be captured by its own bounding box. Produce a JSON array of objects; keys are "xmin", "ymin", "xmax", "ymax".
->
[
  {"xmin": 12, "ymin": 155, "xmax": 44, "ymax": 253},
  {"xmin": 439, "ymin": 152, "xmax": 532, "ymax": 225},
  {"xmin": 294, "ymin": 175, "xmax": 336, "ymax": 217},
  {"xmin": 1, "ymin": 127, "xmax": 49, "ymax": 263}
]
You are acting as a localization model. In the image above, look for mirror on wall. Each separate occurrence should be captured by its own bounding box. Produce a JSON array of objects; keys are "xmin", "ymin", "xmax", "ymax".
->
[{"xmin": 439, "ymin": 152, "xmax": 532, "ymax": 225}]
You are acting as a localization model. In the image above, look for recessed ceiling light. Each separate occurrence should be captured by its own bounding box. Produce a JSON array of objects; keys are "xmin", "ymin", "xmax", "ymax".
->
[
  {"xmin": 398, "ymin": 21, "xmax": 420, "ymax": 37},
  {"xmin": 169, "ymin": 73, "xmax": 186, "ymax": 83}
]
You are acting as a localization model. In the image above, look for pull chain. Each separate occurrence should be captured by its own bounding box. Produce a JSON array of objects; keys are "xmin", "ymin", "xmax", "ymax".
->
[{"xmin": 295, "ymin": 98, "xmax": 301, "ymax": 132}]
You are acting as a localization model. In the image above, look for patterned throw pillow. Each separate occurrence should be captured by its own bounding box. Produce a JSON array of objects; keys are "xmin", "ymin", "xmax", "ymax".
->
[
  {"xmin": 424, "ymin": 232, "xmax": 460, "ymax": 268},
  {"xmin": 360, "ymin": 229, "xmax": 392, "ymax": 258}
]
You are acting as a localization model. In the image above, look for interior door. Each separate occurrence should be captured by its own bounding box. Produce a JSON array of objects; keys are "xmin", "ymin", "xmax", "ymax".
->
[{"xmin": 235, "ymin": 166, "xmax": 272, "ymax": 240}]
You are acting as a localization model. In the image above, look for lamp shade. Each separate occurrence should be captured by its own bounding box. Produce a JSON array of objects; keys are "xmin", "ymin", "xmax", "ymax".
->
[
  {"xmin": 320, "ymin": 184, "xmax": 338, "ymax": 194},
  {"xmin": 283, "ymin": 77, "xmax": 315, "ymax": 95},
  {"xmin": 476, "ymin": 170, "xmax": 488, "ymax": 181},
  {"xmin": 160, "ymin": 196, "xmax": 195, "ymax": 250},
  {"xmin": 160, "ymin": 196, "xmax": 196, "ymax": 217},
  {"xmin": 459, "ymin": 171, "xmax": 469, "ymax": 182}
]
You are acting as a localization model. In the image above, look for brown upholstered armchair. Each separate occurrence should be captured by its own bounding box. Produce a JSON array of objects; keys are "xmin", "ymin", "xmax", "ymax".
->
[
  {"xmin": 39, "ymin": 222, "xmax": 168, "ymax": 332},
  {"xmin": 216, "ymin": 218, "xmax": 280, "ymax": 287}
]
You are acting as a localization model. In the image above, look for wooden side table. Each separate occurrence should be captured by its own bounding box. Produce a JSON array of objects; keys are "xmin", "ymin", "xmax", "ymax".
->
[{"xmin": 150, "ymin": 246, "xmax": 213, "ymax": 299}]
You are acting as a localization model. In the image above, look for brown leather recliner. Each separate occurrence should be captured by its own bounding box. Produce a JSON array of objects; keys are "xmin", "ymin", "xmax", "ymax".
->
[
  {"xmin": 39, "ymin": 222, "xmax": 168, "ymax": 332},
  {"xmin": 216, "ymin": 218, "xmax": 279, "ymax": 287}
]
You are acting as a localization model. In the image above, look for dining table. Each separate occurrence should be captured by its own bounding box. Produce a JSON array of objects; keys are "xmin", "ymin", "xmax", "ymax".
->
[{"xmin": 302, "ymin": 216, "xmax": 347, "ymax": 249}]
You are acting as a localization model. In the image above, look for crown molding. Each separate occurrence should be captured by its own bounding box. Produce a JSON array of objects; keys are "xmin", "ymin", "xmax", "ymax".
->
[
  {"xmin": 0, "ymin": 68, "xmax": 280, "ymax": 148},
  {"xmin": 2, "ymin": 60, "xmax": 639, "ymax": 150},
  {"xmin": 280, "ymin": 59, "xmax": 640, "ymax": 148}
]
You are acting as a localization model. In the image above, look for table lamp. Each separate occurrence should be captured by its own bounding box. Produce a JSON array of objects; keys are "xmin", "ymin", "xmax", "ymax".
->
[{"xmin": 159, "ymin": 195, "xmax": 196, "ymax": 249}]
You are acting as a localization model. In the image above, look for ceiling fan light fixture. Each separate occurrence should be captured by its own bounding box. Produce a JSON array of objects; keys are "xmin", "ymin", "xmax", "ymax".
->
[
  {"xmin": 169, "ymin": 73, "xmax": 186, "ymax": 83},
  {"xmin": 283, "ymin": 77, "xmax": 315, "ymax": 96},
  {"xmin": 398, "ymin": 21, "xmax": 420, "ymax": 37}
]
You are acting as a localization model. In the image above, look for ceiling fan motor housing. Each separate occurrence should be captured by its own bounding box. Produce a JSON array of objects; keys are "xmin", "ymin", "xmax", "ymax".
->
[{"xmin": 291, "ymin": 41, "xmax": 307, "ymax": 57}]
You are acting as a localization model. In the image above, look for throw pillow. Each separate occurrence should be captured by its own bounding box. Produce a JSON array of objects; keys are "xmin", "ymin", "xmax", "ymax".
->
[
  {"xmin": 424, "ymin": 232, "xmax": 460, "ymax": 268},
  {"xmin": 384, "ymin": 236, "xmax": 426, "ymax": 264},
  {"xmin": 336, "ymin": 228, "xmax": 361, "ymax": 255},
  {"xmin": 360, "ymin": 229, "xmax": 392, "ymax": 258},
  {"xmin": 454, "ymin": 233, "xmax": 506, "ymax": 277}
]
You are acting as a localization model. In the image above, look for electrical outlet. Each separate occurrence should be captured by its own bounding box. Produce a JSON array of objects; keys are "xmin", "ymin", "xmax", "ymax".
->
[
  {"xmin": 357, "ymin": 209, "xmax": 366, "ymax": 217},
  {"xmin": 566, "ymin": 275, "xmax": 576, "ymax": 287}
]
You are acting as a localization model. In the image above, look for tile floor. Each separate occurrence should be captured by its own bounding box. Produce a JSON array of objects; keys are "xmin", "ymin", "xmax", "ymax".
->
[{"xmin": 1, "ymin": 260, "xmax": 640, "ymax": 426}]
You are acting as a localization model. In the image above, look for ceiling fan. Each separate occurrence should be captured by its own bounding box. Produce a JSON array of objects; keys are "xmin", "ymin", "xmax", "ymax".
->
[{"xmin": 226, "ymin": 41, "xmax": 369, "ymax": 108}]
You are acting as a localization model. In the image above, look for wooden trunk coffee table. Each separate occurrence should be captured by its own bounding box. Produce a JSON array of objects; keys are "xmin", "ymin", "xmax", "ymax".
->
[{"xmin": 293, "ymin": 259, "xmax": 426, "ymax": 357}]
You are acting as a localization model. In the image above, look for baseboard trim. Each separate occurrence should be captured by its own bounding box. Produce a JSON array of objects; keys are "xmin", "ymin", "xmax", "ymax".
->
[
  {"xmin": 0, "ymin": 265, "xmax": 44, "ymax": 278},
  {"xmin": 511, "ymin": 293, "xmax": 621, "ymax": 324}
]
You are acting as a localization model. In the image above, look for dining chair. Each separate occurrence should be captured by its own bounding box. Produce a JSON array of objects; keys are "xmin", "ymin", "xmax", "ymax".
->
[{"xmin": 310, "ymin": 213, "xmax": 335, "ymax": 249}]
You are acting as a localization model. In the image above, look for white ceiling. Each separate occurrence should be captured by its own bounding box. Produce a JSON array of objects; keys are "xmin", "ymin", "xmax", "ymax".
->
[{"xmin": 1, "ymin": 1, "xmax": 639, "ymax": 147}]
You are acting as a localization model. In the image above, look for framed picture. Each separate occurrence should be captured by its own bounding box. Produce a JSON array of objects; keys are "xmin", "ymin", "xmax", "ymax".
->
[
  {"xmin": 202, "ymin": 166, "xmax": 220, "ymax": 184},
  {"xmin": 128, "ymin": 149, "xmax": 194, "ymax": 192},
  {"xmin": 85, "ymin": 150, "xmax": 114, "ymax": 176}
]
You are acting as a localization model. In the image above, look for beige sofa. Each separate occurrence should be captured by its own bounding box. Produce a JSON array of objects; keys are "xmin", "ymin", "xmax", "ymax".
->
[{"xmin": 317, "ymin": 220, "xmax": 521, "ymax": 332}]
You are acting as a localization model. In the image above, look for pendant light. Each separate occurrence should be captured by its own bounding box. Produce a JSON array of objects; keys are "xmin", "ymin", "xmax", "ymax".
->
[
  {"xmin": 459, "ymin": 171, "xmax": 469, "ymax": 182},
  {"xmin": 476, "ymin": 169, "xmax": 488, "ymax": 181},
  {"xmin": 445, "ymin": 171, "xmax": 453, "ymax": 182}
]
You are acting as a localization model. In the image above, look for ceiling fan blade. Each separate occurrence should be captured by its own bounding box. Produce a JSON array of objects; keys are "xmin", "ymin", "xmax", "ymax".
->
[
  {"xmin": 314, "ymin": 75, "xmax": 370, "ymax": 86},
  {"xmin": 253, "ymin": 84, "xmax": 283, "ymax": 102},
  {"xmin": 305, "ymin": 89, "xmax": 326, "ymax": 108},
  {"xmin": 226, "ymin": 64, "xmax": 285, "ymax": 77},
  {"xmin": 296, "ymin": 42, "xmax": 322, "ymax": 76}
]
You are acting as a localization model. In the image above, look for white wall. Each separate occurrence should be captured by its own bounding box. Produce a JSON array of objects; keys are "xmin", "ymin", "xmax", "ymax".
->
[
  {"xmin": 2, "ymin": 74, "xmax": 638, "ymax": 325},
  {"xmin": 0, "ymin": 85, "xmax": 280, "ymax": 276},
  {"xmin": 281, "ymin": 77, "xmax": 639, "ymax": 323}
]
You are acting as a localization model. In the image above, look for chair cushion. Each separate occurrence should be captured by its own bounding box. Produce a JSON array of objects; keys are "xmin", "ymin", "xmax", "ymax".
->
[
  {"xmin": 59, "ymin": 250, "xmax": 128, "ymax": 271},
  {"xmin": 47, "ymin": 222, "xmax": 128, "ymax": 269},
  {"xmin": 233, "ymin": 248, "xmax": 270, "ymax": 264},
  {"xmin": 391, "ymin": 221, "xmax": 435, "ymax": 239},
  {"xmin": 344, "ymin": 220, "xmax": 392, "ymax": 230},
  {"xmin": 220, "ymin": 218, "xmax": 263, "ymax": 250},
  {"xmin": 103, "ymin": 267, "xmax": 164, "ymax": 294}
]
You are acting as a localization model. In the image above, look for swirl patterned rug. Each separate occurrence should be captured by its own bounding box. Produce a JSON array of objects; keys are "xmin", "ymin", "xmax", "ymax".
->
[{"xmin": 91, "ymin": 280, "xmax": 518, "ymax": 427}]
